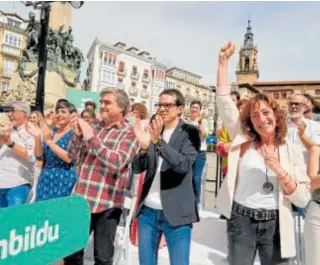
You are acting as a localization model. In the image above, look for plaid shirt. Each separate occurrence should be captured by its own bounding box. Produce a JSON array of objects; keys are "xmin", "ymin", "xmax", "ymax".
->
[{"xmin": 68, "ymin": 120, "xmax": 140, "ymax": 213}]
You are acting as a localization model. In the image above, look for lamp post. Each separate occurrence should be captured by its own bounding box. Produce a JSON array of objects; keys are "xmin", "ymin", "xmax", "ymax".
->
[{"xmin": 22, "ymin": 1, "xmax": 84, "ymax": 113}]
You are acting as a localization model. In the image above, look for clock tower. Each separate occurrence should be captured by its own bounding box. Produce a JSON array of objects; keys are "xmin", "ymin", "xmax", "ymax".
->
[{"xmin": 236, "ymin": 20, "xmax": 259, "ymax": 84}]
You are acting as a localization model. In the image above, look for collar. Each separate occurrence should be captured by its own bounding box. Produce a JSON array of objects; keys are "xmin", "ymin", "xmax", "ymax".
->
[
  {"xmin": 12, "ymin": 123, "xmax": 26, "ymax": 132},
  {"xmin": 101, "ymin": 120, "xmax": 126, "ymax": 130}
]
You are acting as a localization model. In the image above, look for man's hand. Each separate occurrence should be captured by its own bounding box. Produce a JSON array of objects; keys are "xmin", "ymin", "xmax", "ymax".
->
[
  {"xmin": 133, "ymin": 117, "xmax": 151, "ymax": 150},
  {"xmin": 219, "ymin": 42, "xmax": 236, "ymax": 67},
  {"xmin": 297, "ymin": 121, "xmax": 307, "ymax": 137},
  {"xmin": 78, "ymin": 119, "xmax": 94, "ymax": 141},
  {"xmin": 149, "ymin": 115, "xmax": 163, "ymax": 144}
]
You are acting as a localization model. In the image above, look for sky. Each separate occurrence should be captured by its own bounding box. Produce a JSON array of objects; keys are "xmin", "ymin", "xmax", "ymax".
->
[{"xmin": 1, "ymin": 1, "xmax": 320, "ymax": 86}]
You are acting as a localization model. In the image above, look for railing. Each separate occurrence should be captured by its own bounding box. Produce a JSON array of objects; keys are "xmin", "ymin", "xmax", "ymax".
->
[
  {"xmin": 2, "ymin": 43, "xmax": 20, "ymax": 57},
  {"xmin": 129, "ymin": 86, "xmax": 138, "ymax": 95},
  {"xmin": 130, "ymin": 72, "xmax": 140, "ymax": 80},
  {"xmin": 117, "ymin": 69, "xmax": 127, "ymax": 77}
]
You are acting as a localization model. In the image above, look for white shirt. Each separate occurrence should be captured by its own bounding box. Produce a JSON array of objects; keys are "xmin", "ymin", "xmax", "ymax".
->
[
  {"xmin": 0, "ymin": 124, "xmax": 36, "ymax": 188},
  {"xmin": 189, "ymin": 119, "xmax": 209, "ymax": 151},
  {"xmin": 144, "ymin": 128, "xmax": 175, "ymax": 210},
  {"xmin": 286, "ymin": 118, "xmax": 320, "ymax": 163},
  {"xmin": 234, "ymin": 144, "xmax": 279, "ymax": 210}
]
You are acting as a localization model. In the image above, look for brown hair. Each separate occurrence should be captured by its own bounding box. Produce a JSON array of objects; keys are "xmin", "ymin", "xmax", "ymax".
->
[
  {"xmin": 240, "ymin": 93, "xmax": 287, "ymax": 144},
  {"xmin": 236, "ymin": 98, "xmax": 249, "ymax": 110},
  {"xmin": 131, "ymin": 103, "xmax": 149, "ymax": 120}
]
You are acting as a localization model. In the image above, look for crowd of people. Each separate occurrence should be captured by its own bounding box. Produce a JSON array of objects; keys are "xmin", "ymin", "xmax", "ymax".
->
[{"xmin": 0, "ymin": 42, "xmax": 320, "ymax": 265}]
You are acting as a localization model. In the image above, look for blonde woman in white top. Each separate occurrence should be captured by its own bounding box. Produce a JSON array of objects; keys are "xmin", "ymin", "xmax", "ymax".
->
[{"xmin": 215, "ymin": 42, "xmax": 310, "ymax": 265}]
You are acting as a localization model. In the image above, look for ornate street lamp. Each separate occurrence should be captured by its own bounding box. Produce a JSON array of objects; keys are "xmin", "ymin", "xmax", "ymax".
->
[{"xmin": 22, "ymin": 1, "xmax": 84, "ymax": 113}]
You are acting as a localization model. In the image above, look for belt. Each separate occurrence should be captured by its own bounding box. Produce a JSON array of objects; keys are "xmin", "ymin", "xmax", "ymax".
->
[{"xmin": 232, "ymin": 201, "xmax": 278, "ymax": 221}]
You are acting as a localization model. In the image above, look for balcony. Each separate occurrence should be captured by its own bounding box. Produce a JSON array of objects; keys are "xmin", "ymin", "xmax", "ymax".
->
[
  {"xmin": 142, "ymin": 75, "xmax": 150, "ymax": 84},
  {"xmin": 117, "ymin": 69, "xmax": 126, "ymax": 77},
  {"xmin": 1, "ymin": 70, "xmax": 13, "ymax": 78},
  {"xmin": 131, "ymin": 72, "xmax": 140, "ymax": 80},
  {"xmin": 129, "ymin": 86, "xmax": 138, "ymax": 96},
  {"xmin": 116, "ymin": 83, "xmax": 125, "ymax": 90},
  {"xmin": 141, "ymin": 90, "xmax": 149, "ymax": 98},
  {"xmin": 2, "ymin": 43, "xmax": 20, "ymax": 57}
]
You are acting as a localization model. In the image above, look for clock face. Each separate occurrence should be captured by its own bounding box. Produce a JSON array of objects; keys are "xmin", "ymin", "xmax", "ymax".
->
[{"xmin": 244, "ymin": 50, "xmax": 250, "ymax": 56}]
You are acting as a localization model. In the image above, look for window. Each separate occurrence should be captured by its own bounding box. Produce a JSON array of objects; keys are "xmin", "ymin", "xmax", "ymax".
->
[
  {"xmin": 143, "ymin": 69, "xmax": 149, "ymax": 78},
  {"xmin": 281, "ymin": 92, "xmax": 287, "ymax": 99},
  {"xmin": 315, "ymin": 89, "xmax": 320, "ymax": 96},
  {"xmin": 101, "ymin": 70, "xmax": 115, "ymax": 84},
  {"xmin": 132, "ymin": 66, "xmax": 138, "ymax": 75},
  {"xmin": 7, "ymin": 19, "xmax": 21, "ymax": 28},
  {"xmin": 4, "ymin": 59, "xmax": 14, "ymax": 74},
  {"xmin": 165, "ymin": 81, "xmax": 175, "ymax": 89},
  {"xmin": 103, "ymin": 52, "xmax": 116, "ymax": 67},
  {"xmin": 274, "ymin": 92, "xmax": 279, "ymax": 99},
  {"xmin": 4, "ymin": 32, "xmax": 21, "ymax": 48},
  {"xmin": 131, "ymin": 81, "xmax": 136, "ymax": 87},
  {"xmin": 119, "ymin": 61, "xmax": 125, "ymax": 71},
  {"xmin": 1, "ymin": 81, "xmax": 9, "ymax": 92},
  {"xmin": 143, "ymin": 85, "xmax": 148, "ymax": 90}
]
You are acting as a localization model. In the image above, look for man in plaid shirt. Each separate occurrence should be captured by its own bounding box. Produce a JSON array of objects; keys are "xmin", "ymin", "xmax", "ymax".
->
[{"xmin": 64, "ymin": 88, "xmax": 140, "ymax": 265}]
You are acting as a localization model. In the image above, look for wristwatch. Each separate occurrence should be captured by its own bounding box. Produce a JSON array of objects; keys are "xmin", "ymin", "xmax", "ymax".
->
[
  {"xmin": 155, "ymin": 138, "xmax": 164, "ymax": 150},
  {"xmin": 8, "ymin": 141, "xmax": 15, "ymax": 149}
]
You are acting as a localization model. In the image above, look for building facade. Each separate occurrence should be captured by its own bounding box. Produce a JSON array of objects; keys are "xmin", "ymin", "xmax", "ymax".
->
[
  {"xmin": 0, "ymin": 11, "xmax": 28, "ymax": 94},
  {"xmin": 165, "ymin": 67, "xmax": 216, "ymax": 132},
  {"xmin": 84, "ymin": 39, "xmax": 166, "ymax": 114},
  {"xmin": 235, "ymin": 20, "xmax": 320, "ymax": 108}
]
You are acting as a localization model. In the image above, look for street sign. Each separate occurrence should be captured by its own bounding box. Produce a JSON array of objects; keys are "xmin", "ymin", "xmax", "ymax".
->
[
  {"xmin": 66, "ymin": 88, "xmax": 100, "ymax": 113},
  {"xmin": 0, "ymin": 196, "xmax": 90, "ymax": 265}
]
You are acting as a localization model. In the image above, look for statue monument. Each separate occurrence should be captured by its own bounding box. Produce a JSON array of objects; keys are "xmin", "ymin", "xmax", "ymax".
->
[{"xmin": 0, "ymin": 2, "xmax": 84, "ymax": 109}]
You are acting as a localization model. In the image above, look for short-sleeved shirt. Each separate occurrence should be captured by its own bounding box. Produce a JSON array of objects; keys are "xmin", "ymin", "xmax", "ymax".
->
[
  {"xmin": 0, "ymin": 124, "xmax": 35, "ymax": 188},
  {"xmin": 286, "ymin": 118, "xmax": 320, "ymax": 163}
]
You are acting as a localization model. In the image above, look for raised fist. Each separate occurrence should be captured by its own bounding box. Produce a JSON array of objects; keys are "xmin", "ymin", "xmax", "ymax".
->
[{"xmin": 219, "ymin": 42, "xmax": 236, "ymax": 66}]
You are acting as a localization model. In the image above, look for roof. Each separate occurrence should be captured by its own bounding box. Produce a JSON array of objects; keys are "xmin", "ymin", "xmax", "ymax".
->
[
  {"xmin": 166, "ymin": 67, "xmax": 202, "ymax": 79},
  {"xmin": 254, "ymin": 80, "xmax": 320, "ymax": 86},
  {"xmin": 86, "ymin": 39, "xmax": 167, "ymax": 69},
  {"xmin": 238, "ymin": 83, "xmax": 261, "ymax": 94},
  {"xmin": 0, "ymin": 10, "xmax": 28, "ymax": 22}
]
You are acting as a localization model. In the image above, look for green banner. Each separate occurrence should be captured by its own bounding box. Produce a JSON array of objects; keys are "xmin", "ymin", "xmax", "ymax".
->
[
  {"xmin": 66, "ymin": 88, "xmax": 100, "ymax": 112},
  {"xmin": 0, "ymin": 196, "xmax": 90, "ymax": 265}
]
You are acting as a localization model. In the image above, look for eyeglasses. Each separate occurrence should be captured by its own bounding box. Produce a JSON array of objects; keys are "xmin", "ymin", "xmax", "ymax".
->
[
  {"xmin": 154, "ymin": 103, "xmax": 177, "ymax": 110},
  {"xmin": 288, "ymin": 102, "xmax": 305, "ymax": 107}
]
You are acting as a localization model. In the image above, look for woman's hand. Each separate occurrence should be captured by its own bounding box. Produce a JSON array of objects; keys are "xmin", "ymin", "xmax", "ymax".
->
[{"xmin": 260, "ymin": 144, "xmax": 284, "ymax": 176}]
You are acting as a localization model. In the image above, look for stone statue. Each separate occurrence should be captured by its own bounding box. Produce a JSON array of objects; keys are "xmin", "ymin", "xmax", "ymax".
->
[{"xmin": 26, "ymin": 12, "xmax": 40, "ymax": 54}]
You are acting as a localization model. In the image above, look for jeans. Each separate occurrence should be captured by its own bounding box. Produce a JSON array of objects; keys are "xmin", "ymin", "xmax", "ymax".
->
[
  {"xmin": 0, "ymin": 184, "xmax": 31, "ymax": 208},
  {"xmin": 138, "ymin": 205, "xmax": 192, "ymax": 265},
  {"xmin": 193, "ymin": 151, "xmax": 207, "ymax": 204},
  {"xmin": 64, "ymin": 208, "xmax": 122, "ymax": 265},
  {"xmin": 227, "ymin": 209, "xmax": 289, "ymax": 265}
]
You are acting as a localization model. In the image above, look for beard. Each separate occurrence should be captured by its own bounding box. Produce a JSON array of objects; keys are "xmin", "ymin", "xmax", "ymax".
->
[{"xmin": 287, "ymin": 112, "xmax": 302, "ymax": 119}]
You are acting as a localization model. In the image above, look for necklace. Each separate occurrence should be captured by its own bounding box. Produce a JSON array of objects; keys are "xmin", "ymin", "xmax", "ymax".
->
[{"xmin": 263, "ymin": 166, "xmax": 274, "ymax": 194}]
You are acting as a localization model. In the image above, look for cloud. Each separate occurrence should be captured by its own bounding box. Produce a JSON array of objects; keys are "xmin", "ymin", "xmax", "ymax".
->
[{"xmin": 1, "ymin": 1, "xmax": 320, "ymax": 86}]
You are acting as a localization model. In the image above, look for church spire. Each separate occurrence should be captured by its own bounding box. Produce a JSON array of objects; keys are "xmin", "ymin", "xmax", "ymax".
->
[{"xmin": 243, "ymin": 20, "xmax": 254, "ymax": 48}]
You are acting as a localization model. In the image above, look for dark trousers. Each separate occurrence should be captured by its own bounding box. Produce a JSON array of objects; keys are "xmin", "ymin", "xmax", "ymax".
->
[
  {"xmin": 227, "ymin": 209, "xmax": 289, "ymax": 265},
  {"xmin": 64, "ymin": 208, "xmax": 122, "ymax": 265}
]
